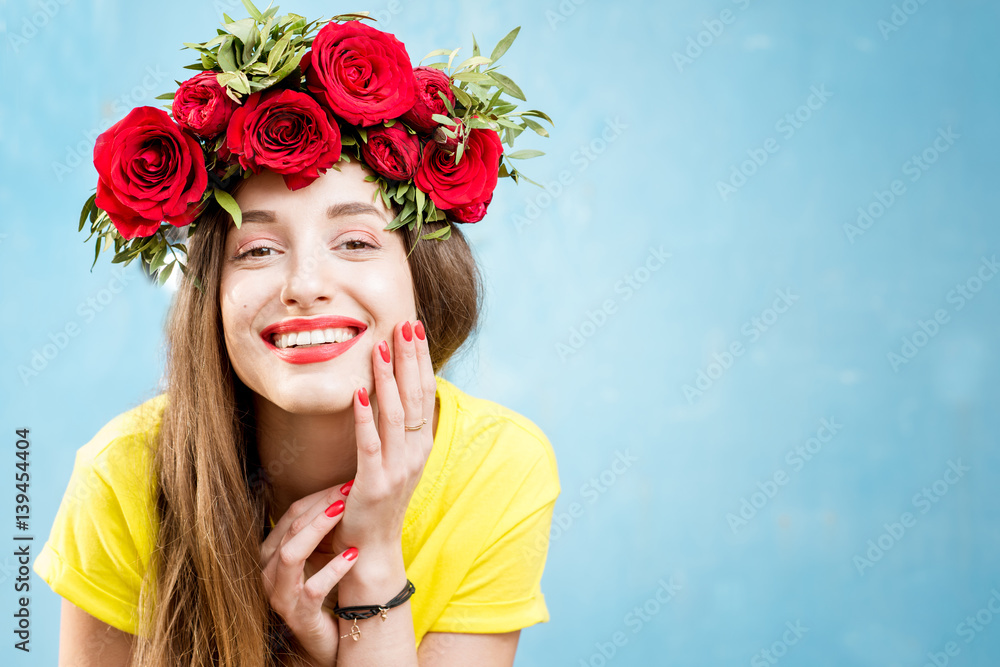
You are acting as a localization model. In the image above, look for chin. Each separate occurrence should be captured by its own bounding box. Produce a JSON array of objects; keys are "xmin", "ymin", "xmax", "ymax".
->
[{"xmin": 270, "ymin": 390, "xmax": 356, "ymax": 415}]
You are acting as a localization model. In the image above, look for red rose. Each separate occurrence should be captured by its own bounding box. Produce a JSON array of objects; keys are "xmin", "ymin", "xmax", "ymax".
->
[
  {"xmin": 94, "ymin": 106, "xmax": 207, "ymax": 239},
  {"xmin": 415, "ymin": 128, "xmax": 503, "ymax": 210},
  {"xmin": 401, "ymin": 67, "xmax": 455, "ymax": 134},
  {"xmin": 359, "ymin": 124, "xmax": 421, "ymax": 181},
  {"xmin": 226, "ymin": 89, "xmax": 342, "ymax": 191},
  {"xmin": 449, "ymin": 192, "xmax": 493, "ymax": 224},
  {"xmin": 302, "ymin": 21, "xmax": 417, "ymax": 127},
  {"xmin": 171, "ymin": 72, "xmax": 239, "ymax": 138}
]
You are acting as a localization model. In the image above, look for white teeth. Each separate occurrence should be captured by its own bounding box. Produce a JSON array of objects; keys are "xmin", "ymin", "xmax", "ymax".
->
[{"xmin": 273, "ymin": 327, "xmax": 359, "ymax": 349}]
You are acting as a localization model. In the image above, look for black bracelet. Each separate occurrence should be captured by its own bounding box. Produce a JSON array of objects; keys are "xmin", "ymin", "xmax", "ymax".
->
[{"xmin": 334, "ymin": 579, "xmax": 416, "ymax": 641}]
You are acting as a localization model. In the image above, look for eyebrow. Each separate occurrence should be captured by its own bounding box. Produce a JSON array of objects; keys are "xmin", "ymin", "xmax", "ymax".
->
[{"xmin": 240, "ymin": 202, "xmax": 388, "ymax": 225}]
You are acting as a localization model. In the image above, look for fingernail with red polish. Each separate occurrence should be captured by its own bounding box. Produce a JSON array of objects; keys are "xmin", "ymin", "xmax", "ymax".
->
[
  {"xmin": 325, "ymin": 500, "xmax": 345, "ymax": 517},
  {"xmin": 358, "ymin": 387, "xmax": 369, "ymax": 407},
  {"xmin": 343, "ymin": 547, "xmax": 359, "ymax": 561},
  {"xmin": 414, "ymin": 320, "xmax": 425, "ymax": 341},
  {"xmin": 340, "ymin": 480, "xmax": 354, "ymax": 496},
  {"xmin": 402, "ymin": 321, "xmax": 412, "ymax": 342},
  {"xmin": 379, "ymin": 340, "xmax": 390, "ymax": 363}
]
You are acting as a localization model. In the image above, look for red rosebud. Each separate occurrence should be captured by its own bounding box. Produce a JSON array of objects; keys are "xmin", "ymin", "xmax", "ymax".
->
[
  {"xmin": 172, "ymin": 72, "xmax": 239, "ymax": 138},
  {"xmin": 401, "ymin": 67, "xmax": 456, "ymax": 134},
  {"xmin": 448, "ymin": 192, "xmax": 493, "ymax": 223},
  {"xmin": 94, "ymin": 106, "xmax": 207, "ymax": 239},
  {"xmin": 360, "ymin": 124, "xmax": 421, "ymax": 181},
  {"xmin": 226, "ymin": 89, "xmax": 342, "ymax": 191},
  {"xmin": 302, "ymin": 21, "xmax": 417, "ymax": 127},
  {"xmin": 414, "ymin": 127, "xmax": 503, "ymax": 210},
  {"xmin": 432, "ymin": 117, "xmax": 464, "ymax": 153}
]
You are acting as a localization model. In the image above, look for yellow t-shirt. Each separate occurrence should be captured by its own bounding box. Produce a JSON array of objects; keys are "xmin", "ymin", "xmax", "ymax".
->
[{"xmin": 33, "ymin": 376, "xmax": 560, "ymax": 646}]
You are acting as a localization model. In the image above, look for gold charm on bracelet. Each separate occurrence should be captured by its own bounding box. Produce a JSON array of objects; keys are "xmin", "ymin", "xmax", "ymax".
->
[{"xmin": 340, "ymin": 619, "xmax": 362, "ymax": 641}]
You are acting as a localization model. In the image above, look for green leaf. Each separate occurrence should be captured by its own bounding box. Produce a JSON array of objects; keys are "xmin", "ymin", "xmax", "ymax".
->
[
  {"xmin": 261, "ymin": 5, "xmax": 279, "ymax": 22},
  {"xmin": 217, "ymin": 71, "xmax": 251, "ymax": 95},
  {"xmin": 522, "ymin": 117, "xmax": 549, "ymax": 137},
  {"xmin": 421, "ymin": 224, "xmax": 452, "ymax": 241},
  {"xmin": 241, "ymin": 25, "xmax": 263, "ymax": 66},
  {"xmin": 419, "ymin": 48, "xmax": 453, "ymax": 64},
  {"xmin": 515, "ymin": 170, "xmax": 543, "ymax": 188},
  {"xmin": 214, "ymin": 188, "xmax": 243, "ymax": 228},
  {"xmin": 257, "ymin": 51, "xmax": 303, "ymax": 88},
  {"xmin": 217, "ymin": 38, "xmax": 238, "ymax": 72},
  {"xmin": 437, "ymin": 90, "xmax": 456, "ymax": 116},
  {"xmin": 490, "ymin": 27, "xmax": 520, "ymax": 63},
  {"xmin": 149, "ymin": 244, "xmax": 168, "ymax": 272},
  {"xmin": 451, "ymin": 85, "xmax": 472, "ymax": 108},
  {"xmin": 266, "ymin": 31, "xmax": 292, "ymax": 71},
  {"xmin": 521, "ymin": 109, "xmax": 554, "ymax": 124},
  {"xmin": 78, "ymin": 194, "xmax": 96, "ymax": 232},
  {"xmin": 452, "ymin": 71, "xmax": 492, "ymax": 85},
  {"xmin": 158, "ymin": 261, "xmax": 175, "ymax": 286},
  {"xmin": 455, "ymin": 55, "xmax": 492, "ymax": 72},
  {"xmin": 223, "ymin": 18, "xmax": 257, "ymax": 46},
  {"xmin": 240, "ymin": 0, "xmax": 263, "ymax": 21},
  {"xmin": 446, "ymin": 47, "xmax": 462, "ymax": 70},
  {"xmin": 182, "ymin": 42, "xmax": 212, "ymax": 54},
  {"xmin": 92, "ymin": 236, "xmax": 103, "ymax": 270},
  {"xmin": 155, "ymin": 92, "xmax": 176, "ymax": 101},
  {"xmin": 203, "ymin": 34, "xmax": 228, "ymax": 50},
  {"xmin": 488, "ymin": 72, "xmax": 525, "ymax": 101},
  {"xmin": 505, "ymin": 149, "xmax": 545, "ymax": 160},
  {"xmin": 415, "ymin": 184, "xmax": 425, "ymax": 211},
  {"xmin": 472, "ymin": 33, "xmax": 480, "ymax": 58}
]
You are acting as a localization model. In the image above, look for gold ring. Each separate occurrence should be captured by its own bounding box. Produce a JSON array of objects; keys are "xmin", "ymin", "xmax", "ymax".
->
[{"xmin": 404, "ymin": 418, "xmax": 427, "ymax": 431}]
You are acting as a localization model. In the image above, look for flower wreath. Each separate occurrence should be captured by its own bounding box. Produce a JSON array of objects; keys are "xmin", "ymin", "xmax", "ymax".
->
[{"xmin": 78, "ymin": 1, "xmax": 551, "ymax": 289}]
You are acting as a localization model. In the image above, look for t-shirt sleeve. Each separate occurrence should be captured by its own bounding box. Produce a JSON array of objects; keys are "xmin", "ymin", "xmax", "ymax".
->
[
  {"xmin": 33, "ymin": 436, "xmax": 151, "ymax": 635},
  {"xmin": 430, "ymin": 427, "xmax": 560, "ymax": 634}
]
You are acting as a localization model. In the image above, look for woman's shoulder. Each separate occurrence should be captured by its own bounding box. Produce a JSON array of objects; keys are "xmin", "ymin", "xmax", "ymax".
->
[
  {"xmin": 434, "ymin": 376, "xmax": 558, "ymax": 477},
  {"xmin": 73, "ymin": 393, "xmax": 168, "ymax": 483}
]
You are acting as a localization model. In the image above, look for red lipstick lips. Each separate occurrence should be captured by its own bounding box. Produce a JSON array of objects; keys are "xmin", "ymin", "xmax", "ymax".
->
[{"xmin": 260, "ymin": 316, "xmax": 367, "ymax": 365}]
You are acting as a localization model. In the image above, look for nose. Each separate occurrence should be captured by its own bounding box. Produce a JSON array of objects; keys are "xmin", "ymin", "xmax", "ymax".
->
[{"xmin": 279, "ymin": 246, "xmax": 333, "ymax": 309}]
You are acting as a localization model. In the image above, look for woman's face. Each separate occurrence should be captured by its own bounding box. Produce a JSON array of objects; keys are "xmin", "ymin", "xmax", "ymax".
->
[{"xmin": 220, "ymin": 161, "xmax": 417, "ymax": 415}]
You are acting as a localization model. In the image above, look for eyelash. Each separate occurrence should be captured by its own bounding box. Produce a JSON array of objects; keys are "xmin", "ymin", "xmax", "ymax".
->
[{"xmin": 233, "ymin": 237, "xmax": 376, "ymax": 261}]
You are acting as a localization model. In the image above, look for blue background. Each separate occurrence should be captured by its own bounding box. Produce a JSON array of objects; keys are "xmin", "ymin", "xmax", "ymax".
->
[{"xmin": 2, "ymin": 0, "xmax": 999, "ymax": 665}]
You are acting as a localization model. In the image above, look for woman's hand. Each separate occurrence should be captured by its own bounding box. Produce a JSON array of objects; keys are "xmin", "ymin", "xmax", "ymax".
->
[
  {"xmin": 333, "ymin": 319, "xmax": 437, "ymax": 554},
  {"xmin": 260, "ymin": 485, "xmax": 359, "ymax": 666}
]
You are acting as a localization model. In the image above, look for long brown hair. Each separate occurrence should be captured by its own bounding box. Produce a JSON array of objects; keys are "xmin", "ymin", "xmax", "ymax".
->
[{"xmin": 131, "ymin": 192, "xmax": 482, "ymax": 665}]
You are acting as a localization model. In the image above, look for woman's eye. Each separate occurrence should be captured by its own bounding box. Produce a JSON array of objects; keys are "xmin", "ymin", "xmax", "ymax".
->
[
  {"xmin": 235, "ymin": 245, "xmax": 274, "ymax": 260},
  {"xmin": 342, "ymin": 239, "xmax": 375, "ymax": 251}
]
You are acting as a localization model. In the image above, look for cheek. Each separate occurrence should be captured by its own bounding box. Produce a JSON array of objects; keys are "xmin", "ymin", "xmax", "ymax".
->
[
  {"xmin": 366, "ymin": 262, "xmax": 417, "ymax": 318},
  {"xmin": 219, "ymin": 274, "xmax": 262, "ymax": 345}
]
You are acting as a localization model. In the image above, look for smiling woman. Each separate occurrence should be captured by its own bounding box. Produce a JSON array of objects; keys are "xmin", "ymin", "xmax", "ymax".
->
[{"xmin": 35, "ymin": 6, "xmax": 557, "ymax": 667}]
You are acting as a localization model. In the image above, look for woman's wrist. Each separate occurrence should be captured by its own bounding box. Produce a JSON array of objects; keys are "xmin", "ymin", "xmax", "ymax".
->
[{"xmin": 337, "ymin": 542, "xmax": 408, "ymax": 602}]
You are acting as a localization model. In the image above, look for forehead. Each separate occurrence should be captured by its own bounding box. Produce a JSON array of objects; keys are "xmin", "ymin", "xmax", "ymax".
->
[{"xmin": 231, "ymin": 162, "xmax": 393, "ymax": 227}]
